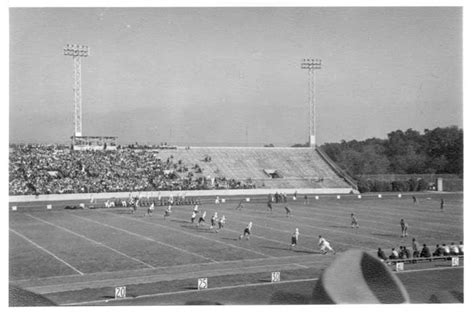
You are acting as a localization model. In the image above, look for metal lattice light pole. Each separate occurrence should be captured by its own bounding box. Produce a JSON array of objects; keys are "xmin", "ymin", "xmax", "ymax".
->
[
  {"xmin": 301, "ymin": 58, "xmax": 321, "ymax": 147},
  {"xmin": 64, "ymin": 44, "xmax": 89, "ymax": 137}
]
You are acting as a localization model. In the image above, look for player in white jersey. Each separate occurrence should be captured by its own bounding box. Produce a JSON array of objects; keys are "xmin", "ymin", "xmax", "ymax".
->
[
  {"xmin": 164, "ymin": 204, "xmax": 172, "ymax": 220},
  {"xmin": 290, "ymin": 228, "xmax": 300, "ymax": 249},
  {"xmin": 350, "ymin": 213, "xmax": 359, "ymax": 228},
  {"xmin": 191, "ymin": 211, "xmax": 197, "ymax": 224},
  {"xmin": 193, "ymin": 204, "xmax": 199, "ymax": 213},
  {"xmin": 318, "ymin": 235, "xmax": 336, "ymax": 255},
  {"xmin": 239, "ymin": 222, "xmax": 252, "ymax": 240},
  {"xmin": 147, "ymin": 202, "xmax": 155, "ymax": 217}
]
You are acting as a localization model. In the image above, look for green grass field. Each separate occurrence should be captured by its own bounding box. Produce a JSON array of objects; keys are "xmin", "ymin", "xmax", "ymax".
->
[{"xmin": 9, "ymin": 192, "xmax": 463, "ymax": 305}]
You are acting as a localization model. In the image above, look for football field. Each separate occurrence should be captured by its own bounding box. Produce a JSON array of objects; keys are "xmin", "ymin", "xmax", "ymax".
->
[{"xmin": 9, "ymin": 192, "xmax": 463, "ymax": 305}]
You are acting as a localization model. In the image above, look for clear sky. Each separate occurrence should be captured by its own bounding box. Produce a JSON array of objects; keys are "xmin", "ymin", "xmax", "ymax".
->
[{"xmin": 9, "ymin": 7, "xmax": 462, "ymax": 146}]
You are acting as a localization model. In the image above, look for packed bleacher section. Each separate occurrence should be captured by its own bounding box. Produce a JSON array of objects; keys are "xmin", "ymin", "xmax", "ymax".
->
[
  {"xmin": 9, "ymin": 144, "xmax": 353, "ymax": 196},
  {"xmin": 9, "ymin": 145, "xmax": 256, "ymax": 195}
]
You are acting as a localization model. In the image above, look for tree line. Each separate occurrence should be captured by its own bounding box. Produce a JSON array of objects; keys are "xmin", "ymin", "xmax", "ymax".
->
[{"xmin": 320, "ymin": 126, "xmax": 463, "ymax": 177}]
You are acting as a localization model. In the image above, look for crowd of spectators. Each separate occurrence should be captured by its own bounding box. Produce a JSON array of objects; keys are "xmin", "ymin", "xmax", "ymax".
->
[
  {"xmin": 9, "ymin": 144, "xmax": 255, "ymax": 195},
  {"xmin": 377, "ymin": 238, "xmax": 463, "ymax": 262}
]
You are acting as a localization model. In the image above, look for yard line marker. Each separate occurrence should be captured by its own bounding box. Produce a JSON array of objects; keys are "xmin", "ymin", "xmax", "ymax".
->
[
  {"xmin": 68, "ymin": 213, "xmax": 217, "ymax": 263},
  {"xmin": 394, "ymin": 265, "xmax": 463, "ymax": 274},
  {"xmin": 25, "ymin": 214, "xmax": 155, "ymax": 269},
  {"xmin": 105, "ymin": 211, "xmax": 272, "ymax": 258},
  {"xmin": 25, "ymin": 263, "xmax": 306, "ymax": 294},
  {"xmin": 60, "ymin": 277, "xmax": 321, "ymax": 306},
  {"xmin": 10, "ymin": 228, "xmax": 84, "ymax": 276},
  {"xmin": 60, "ymin": 264, "xmax": 465, "ymax": 306}
]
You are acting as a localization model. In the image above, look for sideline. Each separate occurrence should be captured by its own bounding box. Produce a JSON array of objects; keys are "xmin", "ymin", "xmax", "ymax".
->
[{"xmin": 60, "ymin": 265, "xmax": 463, "ymax": 306}]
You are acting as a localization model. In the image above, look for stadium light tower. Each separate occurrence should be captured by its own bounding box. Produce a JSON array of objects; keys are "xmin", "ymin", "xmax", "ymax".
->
[
  {"xmin": 301, "ymin": 58, "xmax": 321, "ymax": 148},
  {"xmin": 63, "ymin": 44, "xmax": 90, "ymax": 137}
]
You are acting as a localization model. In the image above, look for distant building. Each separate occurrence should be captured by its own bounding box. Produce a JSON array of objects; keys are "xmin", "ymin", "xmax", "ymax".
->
[{"xmin": 71, "ymin": 136, "xmax": 118, "ymax": 151}]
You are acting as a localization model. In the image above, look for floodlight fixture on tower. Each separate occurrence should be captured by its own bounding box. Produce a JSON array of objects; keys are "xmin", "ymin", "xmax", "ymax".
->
[
  {"xmin": 63, "ymin": 44, "xmax": 89, "ymax": 137},
  {"xmin": 301, "ymin": 58, "xmax": 322, "ymax": 147}
]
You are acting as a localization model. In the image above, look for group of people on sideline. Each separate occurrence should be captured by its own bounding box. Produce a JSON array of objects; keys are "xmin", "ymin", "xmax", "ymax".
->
[{"xmin": 377, "ymin": 238, "xmax": 463, "ymax": 262}]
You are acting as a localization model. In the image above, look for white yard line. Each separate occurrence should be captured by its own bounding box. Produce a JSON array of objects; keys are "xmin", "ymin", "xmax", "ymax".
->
[
  {"xmin": 68, "ymin": 213, "xmax": 217, "ymax": 263},
  {"xmin": 25, "ymin": 214, "xmax": 155, "ymax": 269},
  {"xmin": 10, "ymin": 228, "xmax": 84, "ymax": 276},
  {"xmin": 105, "ymin": 211, "xmax": 274, "ymax": 258},
  {"xmin": 12, "ymin": 253, "xmax": 321, "ymax": 283}
]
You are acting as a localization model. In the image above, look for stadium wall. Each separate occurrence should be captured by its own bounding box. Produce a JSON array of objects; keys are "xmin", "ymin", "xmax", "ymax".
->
[{"xmin": 9, "ymin": 187, "xmax": 355, "ymax": 203}]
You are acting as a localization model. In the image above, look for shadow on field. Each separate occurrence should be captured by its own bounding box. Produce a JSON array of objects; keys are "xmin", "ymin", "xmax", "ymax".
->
[{"xmin": 183, "ymin": 286, "xmax": 197, "ymax": 290}]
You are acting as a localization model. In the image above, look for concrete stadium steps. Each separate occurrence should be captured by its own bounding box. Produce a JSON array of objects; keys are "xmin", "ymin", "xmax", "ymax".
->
[{"xmin": 154, "ymin": 147, "xmax": 351, "ymax": 189}]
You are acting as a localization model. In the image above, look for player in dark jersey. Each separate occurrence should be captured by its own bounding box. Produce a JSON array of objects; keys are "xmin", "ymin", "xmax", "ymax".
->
[
  {"xmin": 267, "ymin": 200, "xmax": 273, "ymax": 212},
  {"xmin": 239, "ymin": 222, "xmax": 252, "ymax": 240},
  {"xmin": 198, "ymin": 211, "xmax": 207, "ymax": 226},
  {"xmin": 164, "ymin": 204, "xmax": 172, "ymax": 220},
  {"xmin": 400, "ymin": 218, "xmax": 408, "ymax": 237},
  {"xmin": 350, "ymin": 213, "xmax": 359, "ymax": 228},
  {"xmin": 236, "ymin": 199, "xmax": 244, "ymax": 211}
]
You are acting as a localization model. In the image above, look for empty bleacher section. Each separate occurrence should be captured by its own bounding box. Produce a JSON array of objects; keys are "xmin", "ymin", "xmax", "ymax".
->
[
  {"xmin": 9, "ymin": 145, "xmax": 354, "ymax": 197},
  {"xmin": 154, "ymin": 147, "xmax": 354, "ymax": 190}
]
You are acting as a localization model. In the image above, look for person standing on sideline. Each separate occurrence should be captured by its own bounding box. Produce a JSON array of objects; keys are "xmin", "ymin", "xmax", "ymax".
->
[{"xmin": 412, "ymin": 238, "xmax": 420, "ymax": 257}]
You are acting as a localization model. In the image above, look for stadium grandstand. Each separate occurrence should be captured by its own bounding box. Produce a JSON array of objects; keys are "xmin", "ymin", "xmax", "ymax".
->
[{"xmin": 9, "ymin": 144, "xmax": 357, "ymax": 198}]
